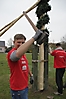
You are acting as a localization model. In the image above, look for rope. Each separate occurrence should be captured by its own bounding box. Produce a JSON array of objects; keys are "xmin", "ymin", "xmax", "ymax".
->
[{"xmin": 32, "ymin": 59, "xmax": 48, "ymax": 63}]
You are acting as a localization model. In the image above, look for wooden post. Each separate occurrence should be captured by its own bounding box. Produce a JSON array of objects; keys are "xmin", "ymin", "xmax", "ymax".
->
[
  {"xmin": 32, "ymin": 43, "xmax": 38, "ymax": 91},
  {"xmin": 37, "ymin": 0, "xmax": 45, "ymax": 89},
  {"xmin": 38, "ymin": 43, "xmax": 44, "ymax": 90},
  {"xmin": 0, "ymin": 0, "xmax": 41, "ymax": 36},
  {"xmin": 44, "ymin": 35, "xmax": 48, "ymax": 90}
]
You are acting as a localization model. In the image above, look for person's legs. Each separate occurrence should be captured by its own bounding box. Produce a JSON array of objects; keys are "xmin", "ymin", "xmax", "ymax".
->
[
  {"xmin": 56, "ymin": 69, "xmax": 58, "ymax": 87},
  {"xmin": 11, "ymin": 87, "xmax": 28, "ymax": 99},
  {"xmin": 55, "ymin": 68, "xmax": 65, "ymax": 94}
]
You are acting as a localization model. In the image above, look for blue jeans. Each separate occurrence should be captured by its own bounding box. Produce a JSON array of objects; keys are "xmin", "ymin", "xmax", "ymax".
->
[{"xmin": 10, "ymin": 87, "xmax": 28, "ymax": 99}]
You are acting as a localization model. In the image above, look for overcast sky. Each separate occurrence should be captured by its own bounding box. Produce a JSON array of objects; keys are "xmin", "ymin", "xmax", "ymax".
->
[{"xmin": 0, "ymin": 0, "xmax": 66, "ymax": 45}]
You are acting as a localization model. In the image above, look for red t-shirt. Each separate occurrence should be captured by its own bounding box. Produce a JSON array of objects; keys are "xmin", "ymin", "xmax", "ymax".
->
[
  {"xmin": 7, "ymin": 48, "xmax": 29, "ymax": 90},
  {"xmin": 51, "ymin": 49, "xmax": 66, "ymax": 68}
]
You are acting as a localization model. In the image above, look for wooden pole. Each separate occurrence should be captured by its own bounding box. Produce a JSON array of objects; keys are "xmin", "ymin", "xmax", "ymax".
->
[
  {"xmin": 32, "ymin": 44, "xmax": 38, "ymax": 91},
  {"xmin": 0, "ymin": 0, "xmax": 41, "ymax": 37},
  {"xmin": 44, "ymin": 35, "xmax": 48, "ymax": 90},
  {"xmin": 38, "ymin": 43, "xmax": 44, "ymax": 90},
  {"xmin": 23, "ymin": 11, "xmax": 38, "ymax": 32}
]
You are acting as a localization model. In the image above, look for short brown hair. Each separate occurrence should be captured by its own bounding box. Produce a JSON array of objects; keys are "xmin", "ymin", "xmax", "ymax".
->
[{"xmin": 14, "ymin": 34, "xmax": 26, "ymax": 41}]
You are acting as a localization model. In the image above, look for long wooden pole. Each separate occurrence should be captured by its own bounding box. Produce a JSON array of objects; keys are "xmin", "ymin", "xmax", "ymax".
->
[
  {"xmin": 23, "ymin": 11, "xmax": 45, "ymax": 91},
  {"xmin": 0, "ymin": 0, "xmax": 41, "ymax": 37},
  {"xmin": 38, "ymin": 0, "xmax": 44, "ymax": 90},
  {"xmin": 23, "ymin": 11, "xmax": 38, "ymax": 32},
  {"xmin": 38, "ymin": 43, "xmax": 44, "ymax": 90}
]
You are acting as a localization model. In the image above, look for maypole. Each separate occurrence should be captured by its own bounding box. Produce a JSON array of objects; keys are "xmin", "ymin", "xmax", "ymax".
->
[{"xmin": 36, "ymin": 0, "xmax": 51, "ymax": 91}]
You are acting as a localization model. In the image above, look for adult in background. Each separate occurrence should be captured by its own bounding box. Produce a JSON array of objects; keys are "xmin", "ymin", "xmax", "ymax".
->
[
  {"xmin": 50, "ymin": 43, "xmax": 66, "ymax": 95},
  {"xmin": 7, "ymin": 31, "xmax": 43, "ymax": 99}
]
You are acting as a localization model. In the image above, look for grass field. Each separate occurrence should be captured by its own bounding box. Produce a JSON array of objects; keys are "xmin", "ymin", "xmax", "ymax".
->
[{"xmin": 0, "ymin": 53, "xmax": 66, "ymax": 99}]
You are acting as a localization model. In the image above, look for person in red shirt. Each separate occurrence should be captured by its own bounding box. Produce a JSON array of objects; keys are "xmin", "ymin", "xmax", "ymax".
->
[
  {"xmin": 50, "ymin": 43, "xmax": 66, "ymax": 95},
  {"xmin": 7, "ymin": 31, "xmax": 43, "ymax": 99}
]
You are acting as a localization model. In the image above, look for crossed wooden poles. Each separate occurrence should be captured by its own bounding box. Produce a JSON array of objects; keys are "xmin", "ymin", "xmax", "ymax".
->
[
  {"xmin": 0, "ymin": 0, "xmax": 41, "ymax": 37},
  {"xmin": 0, "ymin": 0, "xmax": 48, "ymax": 90}
]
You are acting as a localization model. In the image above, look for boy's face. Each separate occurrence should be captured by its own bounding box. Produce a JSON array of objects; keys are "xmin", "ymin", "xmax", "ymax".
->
[{"xmin": 13, "ymin": 39, "xmax": 25, "ymax": 48}]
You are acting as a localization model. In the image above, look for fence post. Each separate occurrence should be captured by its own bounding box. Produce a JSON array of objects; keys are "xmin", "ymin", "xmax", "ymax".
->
[
  {"xmin": 32, "ymin": 43, "xmax": 38, "ymax": 91},
  {"xmin": 44, "ymin": 35, "xmax": 48, "ymax": 90}
]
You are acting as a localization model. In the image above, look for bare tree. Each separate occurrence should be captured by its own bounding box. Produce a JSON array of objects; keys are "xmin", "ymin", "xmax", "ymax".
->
[
  {"xmin": 7, "ymin": 38, "xmax": 13, "ymax": 47},
  {"xmin": 61, "ymin": 35, "xmax": 66, "ymax": 50}
]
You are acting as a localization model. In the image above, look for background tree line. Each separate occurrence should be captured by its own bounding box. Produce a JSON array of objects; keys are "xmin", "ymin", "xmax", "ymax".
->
[{"xmin": 5, "ymin": 34, "xmax": 66, "ymax": 53}]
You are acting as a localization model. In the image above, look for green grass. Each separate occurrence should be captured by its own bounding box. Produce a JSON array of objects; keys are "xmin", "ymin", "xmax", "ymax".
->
[
  {"xmin": 0, "ymin": 53, "xmax": 11, "ymax": 99},
  {"xmin": 0, "ymin": 53, "xmax": 66, "ymax": 99}
]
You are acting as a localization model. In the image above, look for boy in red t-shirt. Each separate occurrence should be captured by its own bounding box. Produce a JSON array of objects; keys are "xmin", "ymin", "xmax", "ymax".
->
[{"xmin": 7, "ymin": 30, "xmax": 43, "ymax": 99}]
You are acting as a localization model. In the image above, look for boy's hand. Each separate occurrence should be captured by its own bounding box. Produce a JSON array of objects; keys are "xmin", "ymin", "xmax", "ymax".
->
[{"xmin": 30, "ymin": 74, "xmax": 34, "ymax": 84}]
